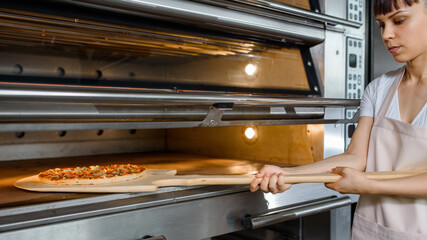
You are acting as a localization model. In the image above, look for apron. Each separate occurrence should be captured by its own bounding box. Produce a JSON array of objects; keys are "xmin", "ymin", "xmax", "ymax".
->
[{"xmin": 352, "ymin": 68, "xmax": 427, "ymax": 240}]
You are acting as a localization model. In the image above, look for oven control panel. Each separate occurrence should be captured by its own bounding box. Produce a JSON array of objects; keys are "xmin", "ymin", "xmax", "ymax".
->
[
  {"xmin": 345, "ymin": 37, "xmax": 364, "ymax": 148},
  {"xmin": 347, "ymin": 0, "xmax": 363, "ymax": 23}
]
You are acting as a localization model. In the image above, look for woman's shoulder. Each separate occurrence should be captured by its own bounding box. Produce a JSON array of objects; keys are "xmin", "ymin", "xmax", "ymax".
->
[
  {"xmin": 366, "ymin": 67, "xmax": 404, "ymax": 92},
  {"xmin": 377, "ymin": 66, "xmax": 404, "ymax": 82}
]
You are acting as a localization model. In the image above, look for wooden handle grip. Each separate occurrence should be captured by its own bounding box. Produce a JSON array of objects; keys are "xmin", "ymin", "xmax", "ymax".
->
[
  {"xmin": 274, "ymin": 169, "xmax": 427, "ymax": 184},
  {"xmin": 153, "ymin": 170, "xmax": 427, "ymax": 187}
]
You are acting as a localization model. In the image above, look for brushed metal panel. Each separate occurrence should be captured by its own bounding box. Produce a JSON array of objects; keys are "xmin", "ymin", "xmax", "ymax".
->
[
  {"xmin": 0, "ymin": 184, "xmax": 351, "ymax": 240},
  {"xmin": 324, "ymin": 30, "xmax": 346, "ymax": 157}
]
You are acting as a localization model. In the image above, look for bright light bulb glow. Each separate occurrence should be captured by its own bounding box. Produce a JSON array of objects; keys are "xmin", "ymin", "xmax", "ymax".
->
[
  {"xmin": 245, "ymin": 63, "xmax": 256, "ymax": 76},
  {"xmin": 244, "ymin": 127, "xmax": 256, "ymax": 139}
]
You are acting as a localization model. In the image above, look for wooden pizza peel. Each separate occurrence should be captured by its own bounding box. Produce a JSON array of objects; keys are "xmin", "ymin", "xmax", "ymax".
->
[{"xmin": 14, "ymin": 169, "xmax": 427, "ymax": 193}]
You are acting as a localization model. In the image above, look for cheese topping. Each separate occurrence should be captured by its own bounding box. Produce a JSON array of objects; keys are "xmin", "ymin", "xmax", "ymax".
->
[{"xmin": 39, "ymin": 164, "xmax": 145, "ymax": 181}]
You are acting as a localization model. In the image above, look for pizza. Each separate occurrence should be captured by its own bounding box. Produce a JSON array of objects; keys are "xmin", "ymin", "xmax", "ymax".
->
[{"xmin": 38, "ymin": 164, "xmax": 146, "ymax": 185}]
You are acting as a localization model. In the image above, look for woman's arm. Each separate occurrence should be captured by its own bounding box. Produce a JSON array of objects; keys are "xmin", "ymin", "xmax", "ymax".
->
[
  {"xmin": 371, "ymin": 173, "xmax": 427, "ymax": 199},
  {"xmin": 326, "ymin": 167, "xmax": 427, "ymax": 199},
  {"xmin": 250, "ymin": 116, "xmax": 374, "ymax": 193}
]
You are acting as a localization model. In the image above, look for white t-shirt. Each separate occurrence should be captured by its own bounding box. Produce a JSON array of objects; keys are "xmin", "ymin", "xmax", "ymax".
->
[{"xmin": 360, "ymin": 67, "xmax": 427, "ymax": 127}]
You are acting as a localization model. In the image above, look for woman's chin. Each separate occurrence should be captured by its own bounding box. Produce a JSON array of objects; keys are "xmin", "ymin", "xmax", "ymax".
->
[{"xmin": 391, "ymin": 54, "xmax": 409, "ymax": 63}]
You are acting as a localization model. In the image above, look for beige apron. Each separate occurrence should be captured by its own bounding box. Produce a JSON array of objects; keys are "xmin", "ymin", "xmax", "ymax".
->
[{"xmin": 352, "ymin": 68, "xmax": 427, "ymax": 240}]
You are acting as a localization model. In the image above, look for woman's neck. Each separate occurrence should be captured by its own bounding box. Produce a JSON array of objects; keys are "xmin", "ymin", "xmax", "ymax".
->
[{"xmin": 405, "ymin": 53, "xmax": 427, "ymax": 84}]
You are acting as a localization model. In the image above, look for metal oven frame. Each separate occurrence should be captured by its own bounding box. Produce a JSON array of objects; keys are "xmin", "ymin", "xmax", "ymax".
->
[{"xmin": 0, "ymin": 0, "xmax": 367, "ymax": 239}]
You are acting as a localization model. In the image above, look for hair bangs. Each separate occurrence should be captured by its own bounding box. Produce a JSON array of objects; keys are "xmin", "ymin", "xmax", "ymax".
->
[{"xmin": 374, "ymin": 0, "xmax": 420, "ymax": 16}]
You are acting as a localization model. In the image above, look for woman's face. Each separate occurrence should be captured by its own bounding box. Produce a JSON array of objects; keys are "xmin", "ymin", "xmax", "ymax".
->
[{"xmin": 375, "ymin": 1, "xmax": 427, "ymax": 63}]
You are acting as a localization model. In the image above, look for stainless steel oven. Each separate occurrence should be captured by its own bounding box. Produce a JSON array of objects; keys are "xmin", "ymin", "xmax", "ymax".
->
[{"xmin": 0, "ymin": 0, "xmax": 367, "ymax": 239}]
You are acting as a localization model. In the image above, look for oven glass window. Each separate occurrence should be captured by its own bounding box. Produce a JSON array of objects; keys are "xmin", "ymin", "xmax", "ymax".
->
[{"xmin": 0, "ymin": 6, "xmax": 319, "ymax": 95}]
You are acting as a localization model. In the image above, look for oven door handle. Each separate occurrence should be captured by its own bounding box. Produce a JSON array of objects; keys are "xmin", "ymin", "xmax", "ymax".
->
[
  {"xmin": 140, "ymin": 235, "xmax": 167, "ymax": 240},
  {"xmin": 241, "ymin": 196, "xmax": 351, "ymax": 230}
]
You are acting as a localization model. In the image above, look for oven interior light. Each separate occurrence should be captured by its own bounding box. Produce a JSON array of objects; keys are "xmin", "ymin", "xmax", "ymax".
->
[
  {"xmin": 242, "ymin": 126, "xmax": 258, "ymax": 144},
  {"xmin": 245, "ymin": 63, "xmax": 257, "ymax": 76},
  {"xmin": 244, "ymin": 127, "xmax": 256, "ymax": 139}
]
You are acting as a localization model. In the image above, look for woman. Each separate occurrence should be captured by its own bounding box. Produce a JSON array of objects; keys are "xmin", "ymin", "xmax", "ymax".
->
[{"xmin": 250, "ymin": 0, "xmax": 427, "ymax": 239}]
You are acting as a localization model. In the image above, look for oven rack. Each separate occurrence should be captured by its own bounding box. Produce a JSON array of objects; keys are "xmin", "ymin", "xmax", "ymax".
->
[{"xmin": 0, "ymin": 82, "xmax": 360, "ymax": 132}]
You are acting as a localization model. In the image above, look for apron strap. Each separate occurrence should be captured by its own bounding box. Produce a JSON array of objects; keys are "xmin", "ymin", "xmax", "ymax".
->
[{"xmin": 375, "ymin": 67, "xmax": 405, "ymax": 125}]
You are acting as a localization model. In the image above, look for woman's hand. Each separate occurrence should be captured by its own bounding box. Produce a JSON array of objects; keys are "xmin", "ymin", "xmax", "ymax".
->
[
  {"xmin": 325, "ymin": 167, "xmax": 372, "ymax": 194},
  {"xmin": 250, "ymin": 165, "xmax": 292, "ymax": 194}
]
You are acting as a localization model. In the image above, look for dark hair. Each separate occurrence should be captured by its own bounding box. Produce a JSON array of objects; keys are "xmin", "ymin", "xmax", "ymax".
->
[{"xmin": 374, "ymin": 0, "xmax": 420, "ymax": 16}]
